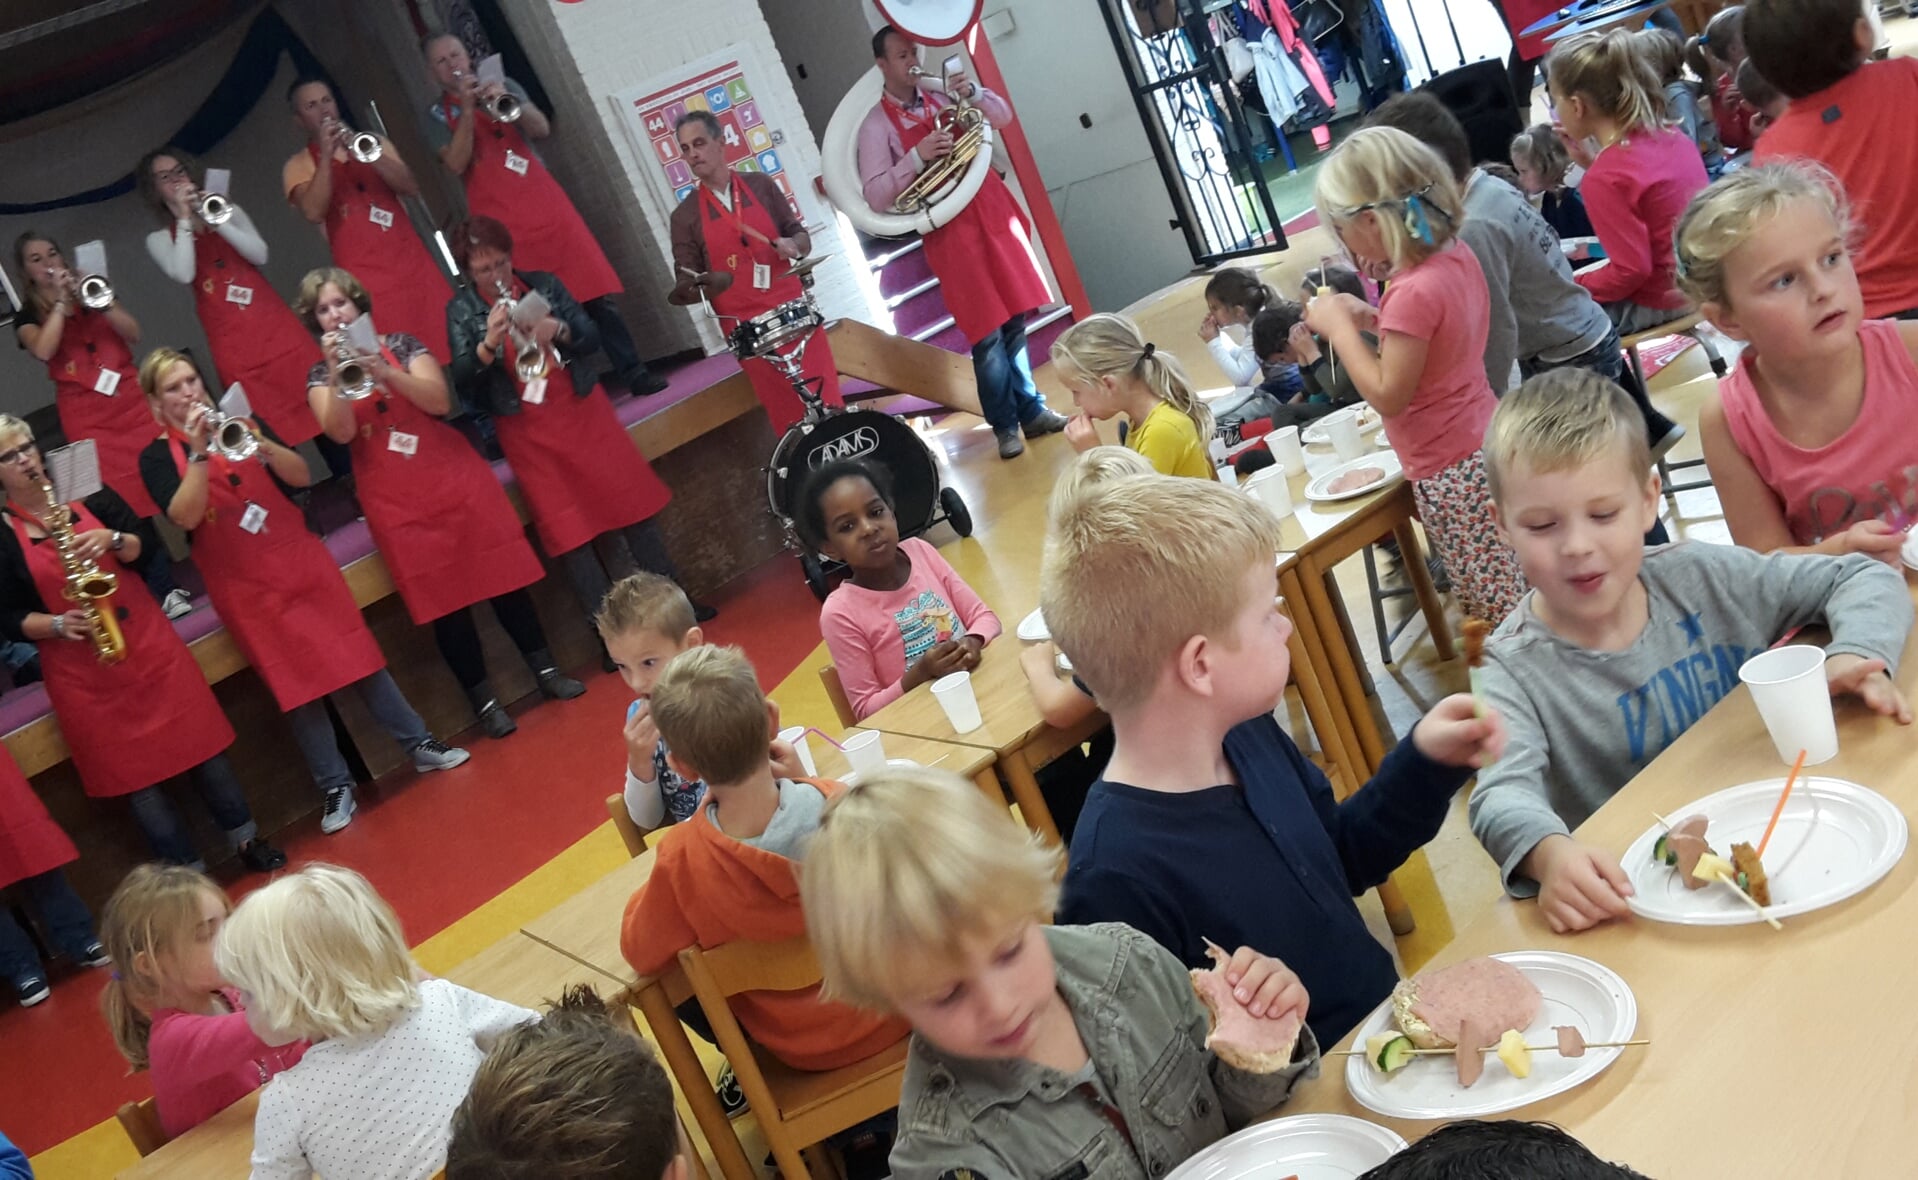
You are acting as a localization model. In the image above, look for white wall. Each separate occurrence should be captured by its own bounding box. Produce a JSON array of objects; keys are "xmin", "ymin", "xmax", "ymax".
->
[{"xmin": 759, "ymin": 0, "xmax": 878, "ymax": 138}]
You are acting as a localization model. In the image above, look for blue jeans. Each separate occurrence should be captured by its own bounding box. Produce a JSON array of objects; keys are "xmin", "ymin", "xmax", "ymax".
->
[
  {"xmin": 970, "ymin": 315, "xmax": 1047, "ymax": 433},
  {"xmin": 287, "ymin": 671, "xmax": 432, "ymax": 795},
  {"xmin": 124, "ymin": 755, "xmax": 258, "ymax": 866},
  {"xmin": 0, "ymin": 867, "xmax": 96, "ymax": 982}
]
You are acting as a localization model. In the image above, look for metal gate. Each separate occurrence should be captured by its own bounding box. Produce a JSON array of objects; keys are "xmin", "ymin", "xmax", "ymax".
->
[{"xmin": 1094, "ymin": 0, "xmax": 1287, "ymax": 265}]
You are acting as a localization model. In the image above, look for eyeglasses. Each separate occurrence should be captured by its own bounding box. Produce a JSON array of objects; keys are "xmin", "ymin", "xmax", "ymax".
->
[
  {"xmin": 0, "ymin": 442, "xmax": 38, "ymax": 466},
  {"xmin": 153, "ymin": 166, "xmax": 191, "ymax": 184}
]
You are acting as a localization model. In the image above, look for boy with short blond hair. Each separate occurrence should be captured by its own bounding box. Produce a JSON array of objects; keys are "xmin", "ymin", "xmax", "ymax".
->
[
  {"xmin": 802, "ymin": 766, "xmax": 1318, "ymax": 1180},
  {"xmin": 618, "ymin": 645, "xmax": 904, "ymax": 1072},
  {"xmin": 595, "ymin": 572, "xmax": 706, "ymax": 833},
  {"xmin": 1044, "ymin": 476, "xmax": 1502, "ymax": 1046},
  {"xmin": 1474, "ymin": 369, "xmax": 1912, "ymax": 934}
]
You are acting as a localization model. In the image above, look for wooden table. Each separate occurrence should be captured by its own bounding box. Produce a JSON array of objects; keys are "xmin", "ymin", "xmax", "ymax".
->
[
  {"xmin": 1282, "ymin": 586, "xmax": 1918, "ymax": 1176},
  {"xmin": 115, "ymin": 938, "xmax": 605, "ymax": 1179}
]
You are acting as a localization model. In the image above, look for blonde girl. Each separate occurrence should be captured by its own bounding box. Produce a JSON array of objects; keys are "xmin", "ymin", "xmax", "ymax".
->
[
  {"xmin": 216, "ymin": 864, "xmax": 535, "ymax": 1180},
  {"xmin": 1305, "ymin": 126, "xmax": 1527, "ymax": 624},
  {"xmin": 1679, "ymin": 163, "xmax": 1918, "ymax": 563},
  {"xmin": 1053, "ymin": 313, "xmax": 1215, "ymax": 480},
  {"xmin": 1198, "ymin": 267, "xmax": 1279, "ymax": 385},
  {"xmin": 1546, "ymin": 29, "xmax": 1709, "ymax": 335},
  {"xmin": 99, "ymin": 865, "xmax": 305, "ymax": 1138}
]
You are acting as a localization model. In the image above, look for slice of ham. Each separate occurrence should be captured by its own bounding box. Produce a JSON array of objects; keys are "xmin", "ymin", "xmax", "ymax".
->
[
  {"xmin": 1555, "ymin": 1026, "xmax": 1587, "ymax": 1058},
  {"xmin": 1328, "ymin": 466, "xmax": 1385, "ymax": 494},
  {"xmin": 1406, "ymin": 958, "xmax": 1543, "ymax": 1048},
  {"xmin": 1189, "ymin": 946, "xmax": 1302, "ymax": 1073},
  {"xmin": 1670, "ymin": 832, "xmax": 1712, "ymax": 891},
  {"xmin": 1672, "ymin": 814, "xmax": 1710, "ymax": 840},
  {"xmin": 1455, "ymin": 1019, "xmax": 1493, "ymax": 1086}
]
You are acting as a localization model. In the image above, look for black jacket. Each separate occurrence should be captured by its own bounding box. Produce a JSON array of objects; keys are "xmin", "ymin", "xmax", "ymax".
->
[
  {"xmin": 0, "ymin": 487, "xmax": 144, "ymax": 642},
  {"xmin": 445, "ymin": 269, "xmax": 601, "ymax": 417}
]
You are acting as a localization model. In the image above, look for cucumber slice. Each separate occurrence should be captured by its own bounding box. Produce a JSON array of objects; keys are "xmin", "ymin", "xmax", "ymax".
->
[
  {"xmin": 1737, "ymin": 871, "xmax": 1748, "ymax": 892},
  {"xmin": 1653, "ymin": 833, "xmax": 1673, "ymax": 865},
  {"xmin": 1375, "ymin": 1034, "xmax": 1416, "ymax": 1073}
]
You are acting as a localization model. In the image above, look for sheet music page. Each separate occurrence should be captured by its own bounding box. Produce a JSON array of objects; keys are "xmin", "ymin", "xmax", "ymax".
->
[
  {"xmin": 47, "ymin": 440, "xmax": 102, "ymax": 502},
  {"xmin": 220, "ymin": 382, "xmax": 252, "ymax": 418},
  {"xmin": 203, "ymin": 168, "xmax": 232, "ymax": 196},
  {"xmin": 73, "ymin": 240, "xmax": 108, "ymax": 279}
]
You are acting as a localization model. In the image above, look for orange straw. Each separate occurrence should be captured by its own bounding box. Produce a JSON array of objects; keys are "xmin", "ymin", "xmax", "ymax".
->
[{"xmin": 1757, "ymin": 748, "xmax": 1807, "ymax": 858}]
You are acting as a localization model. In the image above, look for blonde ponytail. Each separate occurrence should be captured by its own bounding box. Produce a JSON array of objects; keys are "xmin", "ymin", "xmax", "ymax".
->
[
  {"xmin": 1050, "ymin": 313, "xmax": 1213, "ymax": 445},
  {"xmin": 97, "ymin": 864, "xmax": 230, "ymax": 1072},
  {"xmin": 103, "ymin": 977, "xmax": 157, "ymax": 1072},
  {"xmin": 1547, "ymin": 29, "xmax": 1668, "ymax": 135}
]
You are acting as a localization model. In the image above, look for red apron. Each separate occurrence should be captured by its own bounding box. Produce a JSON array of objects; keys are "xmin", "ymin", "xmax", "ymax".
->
[
  {"xmin": 343, "ymin": 343, "xmax": 544, "ymax": 623},
  {"xmin": 0, "ymin": 747, "xmax": 76, "ymax": 887},
  {"xmin": 43, "ymin": 311, "xmax": 161, "ymax": 517},
  {"xmin": 309, "ymin": 144, "xmax": 453, "ymax": 360},
  {"xmin": 696, "ymin": 177, "xmax": 845, "ymax": 434},
  {"xmin": 443, "ymin": 96, "xmax": 622, "ymax": 304},
  {"xmin": 187, "ymin": 229, "xmax": 325, "ymax": 444},
  {"xmin": 164, "ymin": 432, "xmax": 384, "ymax": 711},
  {"xmin": 9, "ymin": 504, "xmax": 232, "ymax": 798},
  {"xmin": 494, "ymin": 292, "xmax": 671, "ymax": 554},
  {"xmin": 882, "ymin": 96, "xmax": 1052, "ymax": 345}
]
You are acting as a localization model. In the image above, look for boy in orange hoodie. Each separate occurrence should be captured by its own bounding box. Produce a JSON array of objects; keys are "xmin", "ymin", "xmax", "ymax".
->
[{"xmin": 619, "ymin": 645, "xmax": 906, "ymax": 1071}]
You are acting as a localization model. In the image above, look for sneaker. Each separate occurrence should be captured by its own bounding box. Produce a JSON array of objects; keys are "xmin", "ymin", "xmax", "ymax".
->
[
  {"xmin": 162, "ymin": 589, "xmax": 194, "ymax": 619},
  {"xmin": 536, "ymin": 669, "xmax": 587, "ymax": 701},
  {"xmin": 72, "ymin": 941, "xmax": 110, "ymax": 969},
  {"xmin": 477, "ymin": 699, "xmax": 518, "ymax": 739},
  {"xmin": 14, "ymin": 975, "xmax": 49, "ymax": 1008},
  {"xmin": 237, "ymin": 838, "xmax": 287, "ymax": 872},
  {"xmin": 715, "ymin": 1062, "xmax": 750, "ymax": 1119},
  {"xmin": 320, "ymin": 787, "xmax": 357, "ymax": 834},
  {"xmin": 625, "ymin": 369, "xmax": 670, "ymax": 397},
  {"xmin": 410, "ymin": 738, "xmax": 471, "ymax": 773},
  {"xmin": 1650, "ymin": 422, "xmax": 1686, "ymax": 463},
  {"xmin": 996, "ymin": 427, "xmax": 1026, "ymax": 460},
  {"xmin": 1021, "ymin": 408, "xmax": 1070, "ymax": 437}
]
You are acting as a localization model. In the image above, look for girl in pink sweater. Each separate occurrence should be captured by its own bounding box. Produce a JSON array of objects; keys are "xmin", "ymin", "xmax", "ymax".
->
[
  {"xmin": 1680, "ymin": 163, "xmax": 1918, "ymax": 562},
  {"xmin": 99, "ymin": 865, "xmax": 306, "ymax": 1138},
  {"xmin": 1547, "ymin": 29, "xmax": 1709, "ymax": 335},
  {"xmin": 800, "ymin": 459, "xmax": 1001, "ymax": 718}
]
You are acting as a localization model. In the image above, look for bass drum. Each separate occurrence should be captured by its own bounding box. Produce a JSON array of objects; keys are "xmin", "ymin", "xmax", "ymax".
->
[{"xmin": 767, "ymin": 409, "xmax": 939, "ymax": 540}]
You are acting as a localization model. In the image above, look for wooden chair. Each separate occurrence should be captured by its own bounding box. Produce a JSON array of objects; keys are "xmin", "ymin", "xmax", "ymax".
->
[
  {"xmin": 116, "ymin": 1097, "xmax": 168, "ymax": 1157},
  {"xmin": 1621, "ymin": 311, "xmax": 1721, "ymax": 509},
  {"xmin": 678, "ymin": 935, "xmax": 909, "ymax": 1180},
  {"xmin": 818, "ymin": 665, "xmax": 858, "ymax": 730},
  {"xmin": 606, "ymin": 791, "xmax": 648, "ymax": 858}
]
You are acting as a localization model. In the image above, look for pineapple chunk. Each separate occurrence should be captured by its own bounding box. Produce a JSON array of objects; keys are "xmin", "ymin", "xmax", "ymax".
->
[{"xmin": 1496, "ymin": 1029, "xmax": 1533, "ymax": 1079}]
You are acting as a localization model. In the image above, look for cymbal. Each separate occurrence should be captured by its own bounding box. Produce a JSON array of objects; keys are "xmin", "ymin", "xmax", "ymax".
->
[{"xmin": 786, "ymin": 253, "xmax": 834, "ymax": 278}]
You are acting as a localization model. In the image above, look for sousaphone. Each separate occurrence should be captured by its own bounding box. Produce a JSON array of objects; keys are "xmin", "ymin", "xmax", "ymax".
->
[{"xmin": 820, "ymin": 0, "xmax": 992, "ymax": 239}]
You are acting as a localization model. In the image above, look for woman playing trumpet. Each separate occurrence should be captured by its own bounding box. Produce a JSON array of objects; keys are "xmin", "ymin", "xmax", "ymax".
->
[
  {"xmin": 137, "ymin": 147, "xmax": 331, "ymax": 459},
  {"xmin": 444, "ymin": 216, "xmax": 708, "ymax": 637},
  {"xmin": 0, "ymin": 415, "xmax": 284, "ymax": 873},
  {"xmin": 300, "ymin": 267, "xmax": 583, "ymax": 739},
  {"xmin": 137, "ymin": 349, "xmax": 469, "ymax": 835},
  {"xmin": 11, "ymin": 232, "xmax": 192, "ymax": 617}
]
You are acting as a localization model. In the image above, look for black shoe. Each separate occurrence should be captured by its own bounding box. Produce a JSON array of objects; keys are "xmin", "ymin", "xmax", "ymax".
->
[
  {"xmin": 466, "ymin": 682, "xmax": 518, "ymax": 739},
  {"xmin": 836, "ymin": 1129, "xmax": 893, "ymax": 1180},
  {"xmin": 627, "ymin": 369, "xmax": 670, "ymax": 396},
  {"xmin": 238, "ymin": 838, "xmax": 287, "ymax": 873},
  {"xmin": 715, "ymin": 1062, "xmax": 750, "ymax": 1118},
  {"xmin": 537, "ymin": 668, "xmax": 587, "ymax": 700},
  {"xmin": 692, "ymin": 601, "xmax": 718, "ymax": 623},
  {"xmin": 71, "ymin": 941, "xmax": 111, "ymax": 969}
]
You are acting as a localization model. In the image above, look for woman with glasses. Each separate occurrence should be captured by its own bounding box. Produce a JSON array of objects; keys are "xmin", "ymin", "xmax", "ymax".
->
[
  {"xmin": 11, "ymin": 232, "xmax": 193, "ymax": 618},
  {"xmin": 0, "ymin": 415, "xmax": 284, "ymax": 873}
]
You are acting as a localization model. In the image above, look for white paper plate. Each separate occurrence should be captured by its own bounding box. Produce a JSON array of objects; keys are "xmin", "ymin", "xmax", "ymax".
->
[
  {"xmin": 1623, "ymin": 777, "xmax": 1907, "ymax": 925},
  {"xmin": 1302, "ymin": 406, "xmax": 1384, "ymax": 446},
  {"xmin": 840, "ymin": 758, "xmax": 919, "ymax": 786},
  {"xmin": 1305, "ymin": 453, "xmax": 1403, "ymax": 503},
  {"xmin": 1901, "ymin": 530, "xmax": 1918, "ymax": 572},
  {"xmin": 1345, "ymin": 951, "xmax": 1636, "ymax": 1120},
  {"xmin": 1016, "ymin": 607, "xmax": 1049, "ymax": 642},
  {"xmin": 1056, "ymin": 650, "xmax": 1074, "ymax": 673},
  {"xmin": 1166, "ymin": 1114, "xmax": 1406, "ymax": 1180}
]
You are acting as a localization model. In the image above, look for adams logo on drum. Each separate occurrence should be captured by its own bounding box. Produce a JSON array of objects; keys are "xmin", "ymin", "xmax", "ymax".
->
[{"xmin": 806, "ymin": 425, "xmax": 882, "ymax": 467}]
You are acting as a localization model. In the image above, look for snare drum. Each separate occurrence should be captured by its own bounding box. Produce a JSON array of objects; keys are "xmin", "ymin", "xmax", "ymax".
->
[{"xmin": 727, "ymin": 297, "xmax": 824, "ymax": 360}]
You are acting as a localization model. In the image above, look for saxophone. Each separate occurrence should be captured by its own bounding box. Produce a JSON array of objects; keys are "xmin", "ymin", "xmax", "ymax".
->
[{"xmin": 41, "ymin": 480, "xmax": 127, "ymax": 664}]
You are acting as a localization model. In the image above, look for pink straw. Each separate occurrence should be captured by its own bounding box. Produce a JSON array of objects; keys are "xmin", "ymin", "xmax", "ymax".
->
[{"xmin": 805, "ymin": 726, "xmax": 847, "ymax": 751}]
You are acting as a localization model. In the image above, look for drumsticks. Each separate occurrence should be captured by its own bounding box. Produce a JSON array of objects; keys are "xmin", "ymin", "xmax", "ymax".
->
[
  {"xmin": 1650, "ymin": 811, "xmax": 1784, "ymax": 931},
  {"xmin": 1756, "ymin": 748, "xmax": 1806, "ymax": 859}
]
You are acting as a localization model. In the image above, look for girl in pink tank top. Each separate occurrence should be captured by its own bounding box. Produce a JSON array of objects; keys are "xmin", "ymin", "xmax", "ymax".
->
[{"xmin": 1679, "ymin": 162, "xmax": 1918, "ymax": 561}]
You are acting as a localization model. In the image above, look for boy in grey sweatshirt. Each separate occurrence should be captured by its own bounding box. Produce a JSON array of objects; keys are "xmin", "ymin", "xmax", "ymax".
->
[{"xmin": 1474, "ymin": 370, "xmax": 1913, "ymax": 935}]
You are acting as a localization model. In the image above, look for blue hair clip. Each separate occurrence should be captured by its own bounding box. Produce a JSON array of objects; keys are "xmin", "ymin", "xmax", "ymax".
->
[{"xmin": 1403, "ymin": 193, "xmax": 1437, "ymax": 247}]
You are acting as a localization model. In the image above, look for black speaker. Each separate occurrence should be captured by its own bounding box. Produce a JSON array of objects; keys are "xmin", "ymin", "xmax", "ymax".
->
[{"xmin": 1420, "ymin": 58, "xmax": 1525, "ymax": 168}]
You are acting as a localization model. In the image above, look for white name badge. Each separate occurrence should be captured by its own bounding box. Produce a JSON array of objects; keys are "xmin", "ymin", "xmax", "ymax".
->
[
  {"xmin": 368, "ymin": 205, "xmax": 395, "ymax": 230},
  {"xmin": 752, "ymin": 262, "xmax": 772, "ymax": 291},
  {"xmin": 388, "ymin": 430, "xmax": 419, "ymax": 456},
  {"xmin": 504, "ymin": 150, "xmax": 530, "ymax": 176},
  {"xmin": 93, "ymin": 369, "xmax": 121, "ymax": 397},
  {"xmin": 521, "ymin": 377, "xmax": 547, "ymax": 405},
  {"xmin": 225, "ymin": 284, "xmax": 254, "ymax": 307},
  {"xmin": 239, "ymin": 502, "xmax": 268, "ymax": 534}
]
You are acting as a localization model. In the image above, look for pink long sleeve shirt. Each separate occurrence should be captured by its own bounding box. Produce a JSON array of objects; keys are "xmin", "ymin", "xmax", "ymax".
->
[
  {"xmin": 857, "ymin": 84, "xmax": 1014, "ymax": 213},
  {"xmin": 819, "ymin": 537, "xmax": 1003, "ymax": 718},
  {"xmin": 1573, "ymin": 127, "xmax": 1707, "ymax": 310},
  {"xmin": 149, "ymin": 988, "xmax": 308, "ymax": 1138}
]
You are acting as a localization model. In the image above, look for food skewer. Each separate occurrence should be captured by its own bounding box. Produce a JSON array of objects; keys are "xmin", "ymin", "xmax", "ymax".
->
[
  {"xmin": 1650, "ymin": 812, "xmax": 1783, "ymax": 930},
  {"xmin": 1316, "ymin": 255, "xmax": 1339, "ymax": 387},
  {"xmin": 1756, "ymin": 748, "xmax": 1806, "ymax": 859},
  {"xmin": 1462, "ymin": 619, "xmax": 1492, "ymax": 720},
  {"xmin": 1328, "ymin": 1039, "xmax": 1649, "ymax": 1057}
]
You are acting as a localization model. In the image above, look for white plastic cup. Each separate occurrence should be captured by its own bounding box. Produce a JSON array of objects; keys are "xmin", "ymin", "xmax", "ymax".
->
[
  {"xmin": 842, "ymin": 730, "xmax": 887, "ymax": 775},
  {"xmin": 1738, "ymin": 644, "xmax": 1839, "ymax": 765},
  {"xmin": 1265, "ymin": 426, "xmax": 1307, "ymax": 476},
  {"xmin": 776, "ymin": 725, "xmax": 816, "ymax": 776},
  {"xmin": 1244, "ymin": 466, "xmax": 1294, "ymax": 518},
  {"xmin": 931, "ymin": 670, "xmax": 984, "ymax": 734},
  {"xmin": 1215, "ymin": 463, "xmax": 1238, "ymax": 487},
  {"xmin": 1326, "ymin": 411, "xmax": 1366, "ymax": 462}
]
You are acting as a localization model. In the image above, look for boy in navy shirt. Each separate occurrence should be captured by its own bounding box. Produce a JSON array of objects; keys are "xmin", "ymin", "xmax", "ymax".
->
[{"xmin": 1043, "ymin": 475, "xmax": 1506, "ymax": 1045}]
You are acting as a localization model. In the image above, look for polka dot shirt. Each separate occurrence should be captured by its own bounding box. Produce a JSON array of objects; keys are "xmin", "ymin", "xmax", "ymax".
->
[{"xmin": 247, "ymin": 978, "xmax": 536, "ymax": 1180}]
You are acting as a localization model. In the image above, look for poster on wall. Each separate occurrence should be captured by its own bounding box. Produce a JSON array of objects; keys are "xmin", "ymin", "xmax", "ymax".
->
[{"xmin": 612, "ymin": 48, "xmax": 803, "ymax": 222}]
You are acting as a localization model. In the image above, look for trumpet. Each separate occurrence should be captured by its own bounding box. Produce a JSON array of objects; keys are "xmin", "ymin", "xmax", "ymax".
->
[
  {"xmin": 324, "ymin": 117, "xmax": 382, "ymax": 164},
  {"xmin": 454, "ymin": 69, "xmax": 521, "ymax": 123},
  {"xmin": 194, "ymin": 190, "xmax": 233, "ymax": 227},
  {"xmin": 493, "ymin": 281, "xmax": 549, "ymax": 384},
  {"xmin": 77, "ymin": 273, "xmax": 114, "ymax": 310},
  {"xmin": 330, "ymin": 335, "xmax": 376, "ymax": 400},
  {"xmin": 202, "ymin": 409, "xmax": 260, "ymax": 462},
  {"xmin": 892, "ymin": 72, "xmax": 988, "ymax": 214}
]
